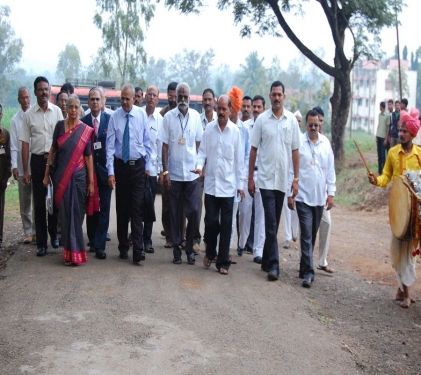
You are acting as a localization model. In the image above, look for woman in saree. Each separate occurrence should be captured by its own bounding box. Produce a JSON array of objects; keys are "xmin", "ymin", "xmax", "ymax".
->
[{"xmin": 43, "ymin": 95, "xmax": 95, "ymax": 266}]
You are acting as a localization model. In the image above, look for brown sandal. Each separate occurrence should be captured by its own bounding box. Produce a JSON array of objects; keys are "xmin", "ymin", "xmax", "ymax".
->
[{"xmin": 317, "ymin": 265, "xmax": 335, "ymax": 274}]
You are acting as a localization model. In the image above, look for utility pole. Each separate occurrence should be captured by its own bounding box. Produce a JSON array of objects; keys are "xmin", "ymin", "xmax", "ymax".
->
[{"xmin": 395, "ymin": 0, "xmax": 403, "ymax": 101}]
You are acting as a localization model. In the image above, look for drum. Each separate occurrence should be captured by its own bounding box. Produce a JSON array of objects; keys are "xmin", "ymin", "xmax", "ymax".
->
[{"xmin": 389, "ymin": 175, "xmax": 420, "ymax": 240}]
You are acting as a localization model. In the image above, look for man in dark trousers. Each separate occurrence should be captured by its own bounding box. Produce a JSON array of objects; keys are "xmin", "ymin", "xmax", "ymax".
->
[
  {"xmin": 106, "ymin": 84, "xmax": 152, "ymax": 265},
  {"xmin": 82, "ymin": 87, "xmax": 112, "ymax": 259},
  {"xmin": 20, "ymin": 76, "xmax": 63, "ymax": 256}
]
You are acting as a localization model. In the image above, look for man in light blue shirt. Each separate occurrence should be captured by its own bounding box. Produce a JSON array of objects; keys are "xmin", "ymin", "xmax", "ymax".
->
[{"xmin": 106, "ymin": 84, "xmax": 152, "ymax": 265}]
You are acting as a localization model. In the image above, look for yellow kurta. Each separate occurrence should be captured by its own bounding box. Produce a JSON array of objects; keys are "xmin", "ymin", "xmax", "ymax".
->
[{"xmin": 376, "ymin": 144, "xmax": 421, "ymax": 288}]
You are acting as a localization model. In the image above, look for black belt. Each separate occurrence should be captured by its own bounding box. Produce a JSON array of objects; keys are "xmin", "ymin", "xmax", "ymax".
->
[
  {"xmin": 32, "ymin": 153, "xmax": 49, "ymax": 159},
  {"xmin": 116, "ymin": 157, "xmax": 144, "ymax": 166}
]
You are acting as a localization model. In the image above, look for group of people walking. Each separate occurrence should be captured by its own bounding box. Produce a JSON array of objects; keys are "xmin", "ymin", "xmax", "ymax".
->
[{"xmin": 3, "ymin": 76, "xmax": 338, "ymax": 290}]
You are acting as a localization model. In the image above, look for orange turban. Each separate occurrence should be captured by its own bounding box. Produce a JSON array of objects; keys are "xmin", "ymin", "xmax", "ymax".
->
[{"xmin": 228, "ymin": 86, "xmax": 243, "ymax": 114}]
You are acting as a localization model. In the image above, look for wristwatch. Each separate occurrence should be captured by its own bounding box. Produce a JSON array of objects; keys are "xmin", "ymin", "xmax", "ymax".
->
[{"xmin": 162, "ymin": 170, "xmax": 169, "ymax": 176}]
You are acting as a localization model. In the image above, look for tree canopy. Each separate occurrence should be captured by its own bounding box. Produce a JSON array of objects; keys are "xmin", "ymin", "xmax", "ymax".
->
[
  {"xmin": 56, "ymin": 44, "xmax": 82, "ymax": 81},
  {"xmin": 0, "ymin": 5, "xmax": 23, "ymax": 103},
  {"xmin": 164, "ymin": 0, "xmax": 403, "ymax": 163},
  {"xmin": 94, "ymin": 0, "xmax": 155, "ymax": 86}
]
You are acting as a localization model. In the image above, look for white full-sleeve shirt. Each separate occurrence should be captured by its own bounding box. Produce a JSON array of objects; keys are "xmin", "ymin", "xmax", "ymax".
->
[
  {"xmin": 196, "ymin": 119, "xmax": 244, "ymax": 197},
  {"xmin": 10, "ymin": 108, "xmax": 30, "ymax": 176},
  {"xmin": 250, "ymin": 108, "xmax": 301, "ymax": 193},
  {"xmin": 294, "ymin": 132, "xmax": 336, "ymax": 206},
  {"xmin": 161, "ymin": 107, "xmax": 203, "ymax": 182},
  {"xmin": 146, "ymin": 108, "xmax": 163, "ymax": 177}
]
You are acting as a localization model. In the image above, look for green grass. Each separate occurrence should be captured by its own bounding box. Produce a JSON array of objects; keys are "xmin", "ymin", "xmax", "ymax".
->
[{"xmin": 4, "ymin": 181, "xmax": 20, "ymax": 222}]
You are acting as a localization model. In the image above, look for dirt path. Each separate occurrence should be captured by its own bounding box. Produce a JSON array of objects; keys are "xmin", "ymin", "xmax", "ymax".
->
[{"xmin": 0, "ymin": 199, "xmax": 420, "ymax": 374}]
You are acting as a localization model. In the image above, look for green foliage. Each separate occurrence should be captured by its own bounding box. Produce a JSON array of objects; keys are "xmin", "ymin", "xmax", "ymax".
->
[
  {"xmin": 387, "ymin": 69, "xmax": 409, "ymax": 99},
  {"xmin": 94, "ymin": 0, "xmax": 155, "ymax": 86},
  {"xmin": 56, "ymin": 44, "xmax": 82, "ymax": 81},
  {"xmin": 235, "ymin": 51, "xmax": 268, "ymax": 98},
  {"xmin": 0, "ymin": 107, "xmax": 18, "ymax": 130},
  {"xmin": 0, "ymin": 5, "xmax": 23, "ymax": 104}
]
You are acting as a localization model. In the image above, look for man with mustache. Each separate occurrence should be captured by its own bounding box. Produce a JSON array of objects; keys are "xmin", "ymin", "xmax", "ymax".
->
[
  {"xmin": 193, "ymin": 95, "xmax": 244, "ymax": 274},
  {"xmin": 20, "ymin": 76, "xmax": 63, "ymax": 256},
  {"xmin": 161, "ymin": 82, "xmax": 203, "ymax": 265},
  {"xmin": 288, "ymin": 109, "xmax": 336, "ymax": 288},
  {"xmin": 249, "ymin": 81, "xmax": 301, "ymax": 281}
]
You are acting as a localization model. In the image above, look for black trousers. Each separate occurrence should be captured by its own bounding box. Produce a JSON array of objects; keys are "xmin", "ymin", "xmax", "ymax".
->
[
  {"xmin": 115, "ymin": 158, "xmax": 145, "ymax": 256},
  {"xmin": 86, "ymin": 181, "xmax": 112, "ymax": 251},
  {"xmin": 143, "ymin": 175, "xmax": 158, "ymax": 246},
  {"xmin": 204, "ymin": 194, "xmax": 234, "ymax": 269},
  {"xmin": 169, "ymin": 179, "xmax": 199, "ymax": 253},
  {"xmin": 260, "ymin": 189, "xmax": 284, "ymax": 273},
  {"xmin": 161, "ymin": 184, "xmax": 171, "ymax": 242},
  {"xmin": 31, "ymin": 154, "xmax": 57, "ymax": 249}
]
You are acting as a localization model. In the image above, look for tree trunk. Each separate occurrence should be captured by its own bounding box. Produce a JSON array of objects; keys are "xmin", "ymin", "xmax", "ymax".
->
[{"xmin": 330, "ymin": 73, "xmax": 352, "ymax": 167}]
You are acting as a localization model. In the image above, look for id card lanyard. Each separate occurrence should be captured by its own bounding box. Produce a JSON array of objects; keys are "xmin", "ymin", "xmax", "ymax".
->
[{"xmin": 178, "ymin": 112, "xmax": 189, "ymax": 145}]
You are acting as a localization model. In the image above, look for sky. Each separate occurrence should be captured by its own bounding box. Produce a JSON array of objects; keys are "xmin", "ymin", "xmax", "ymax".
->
[{"xmin": 1, "ymin": 0, "xmax": 420, "ymax": 83}]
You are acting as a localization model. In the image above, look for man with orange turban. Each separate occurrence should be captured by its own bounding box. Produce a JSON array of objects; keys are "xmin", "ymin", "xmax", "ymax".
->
[{"xmin": 368, "ymin": 109, "xmax": 421, "ymax": 308}]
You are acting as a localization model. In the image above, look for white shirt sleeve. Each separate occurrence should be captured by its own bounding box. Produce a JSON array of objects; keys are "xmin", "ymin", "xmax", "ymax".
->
[
  {"xmin": 10, "ymin": 116, "xmax": 19, "ymax": 170},
  {"xmin": 106, "ymin": 114, "xmax": 116, "ymax": 176}
]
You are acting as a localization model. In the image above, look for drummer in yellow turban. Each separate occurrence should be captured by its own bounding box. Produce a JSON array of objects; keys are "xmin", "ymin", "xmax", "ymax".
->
[{"xmin": 368, "ymin": 110, "xmax": 421, "ymax": 308}]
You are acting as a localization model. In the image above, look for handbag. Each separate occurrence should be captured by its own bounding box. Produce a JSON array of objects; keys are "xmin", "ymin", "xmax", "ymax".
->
[
  {"xmin": 46, "ymin": 177, "xmax": 54, "ymax": 215},
  {"xmin": 143, "ymin": 177, "xmax": 156, "ymax": 223}
]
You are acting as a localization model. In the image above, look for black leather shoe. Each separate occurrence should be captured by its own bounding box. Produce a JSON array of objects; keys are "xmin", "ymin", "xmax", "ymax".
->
[
  {"xmin": 119, "ymin": 251, "xmax": 129, "ymax": 259},
  {"xmin": 267, "ymin": 269, "xmax": 279, "ymax": 281},
  {"xmin": 36, "ymin": 247, "xmax": 47, "ymax": 257},
  {"xmin": 173, "ymin": 257, "xmax": 182, "ymax": 264},
  {"xmin": 245, "ymin": 246, "xmax": 253, "ymax": 254},
  {"xmin": 50, "ymin": 238, "xmax": 59, "ymax": 249},
  {"xmin": 302, "ymin": 276, "xmax": 314, "ymax": 288},
  {"xmin": 186, "ymin": 252, "xmax": 195, "ymax": 265},
  {"xmin": 253, "ymin": 256, "xmax": 262, "ymax": 264},
  {"xmin": 237, "ymin": 247, "xmax": 244, "ymax": 256},
  {"xmin": 145, "ymin": 244, "xmax": 154, "ymax": 254},
  {"xmin": 133, "ymin": 250, "xmax": 145, "ymax": 263},
  {"xmin": 95, "ymin": 251, "xmax": 106, "ymax": 260}
]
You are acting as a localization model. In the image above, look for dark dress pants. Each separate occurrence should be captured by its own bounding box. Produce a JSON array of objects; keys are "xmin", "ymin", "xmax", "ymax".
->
[
  {"xmin": 143, "ymin": 175, "xmax": 158, "ymax": 247},
  {"xmin": 169, "ymin": 179, "xmax": 199, "ymax": 253},
  {"xmin": 296, "ymin": 201, "xmax": 324, "ymax": 279},
  {"xmin": 161, "ymin": 184, "xmax": 171, "ymax": 242},
  {"xmin": 376, "ymin": 136, "xmax": 386, "ymax": 175},
  {"xmin": 31, "ymin": 154, "xmax": 57, "ymax": 249},
  {"xmin": 115, "ymin": 158, "xmax": 145, "ymax": 259},
  {"xmin": 204, "ymin": 194, "xmax": 234, "ymax": 270},
  {"xmin": 260, "ymin": 189, "xmax": 284, "ymax": 273},
  {"xmin": 193, "ymin": 175, "xmax": 204, "ymax": 245},
  {"xmin": 86, "ymin": 181, "xmax": 112, "ymax": 251}
]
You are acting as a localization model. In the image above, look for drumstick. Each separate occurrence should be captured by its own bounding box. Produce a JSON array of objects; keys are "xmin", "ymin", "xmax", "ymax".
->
[{"xmin": 353, "ymin": 139, "xmax": 371, "ymax": 174}]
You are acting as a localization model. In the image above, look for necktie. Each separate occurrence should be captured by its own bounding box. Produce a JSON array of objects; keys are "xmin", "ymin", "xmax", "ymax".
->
[
  {"xmin": 93, "ymin": 118, "xmax": 99, "ymax": 135},
  {"xmin": 122, "ymin": 113, "xmax": 130, "ymax": 163}
]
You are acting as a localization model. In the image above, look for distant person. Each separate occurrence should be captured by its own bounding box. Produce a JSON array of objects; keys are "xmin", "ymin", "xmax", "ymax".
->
[
  {"xmin": 288, "ymin": 109, "xmax": 336, "ymax": 288},
  {"xmin": 106, "ymin": 84, "xmax": 152, "ymax": 265},
  {"xmin": 368, "ymin": 110, "xmax": 420, "ymax": 308},
  {"xmin": 43, "ymin": 95, "xmax": 94, "ymax": 266},
  {"xmin": 238, "ymin": 95, "xmax": 266, "ymax": 261},
  {"xmin": 143, "ymin": 85, "xmax": 163, "ymax": 254},
  {"xmin": 282, "ymin": 110, "xmax": 302, "ymax": 249},
  {"xmin": 159, "ymin": 81, "xmax": 178, "ymax": 248},
  {"xmin": 0, "ymin": 104, "xmax": 11, "ymax": 247},
  {"xmin": 20, "ymin": 76, "xmax": 63, "ymax": 257},
  {"xmin": 194, "ymin": 95, "xmax": 244, "ymax": 274},
  {"xmin": 401, "ymin": 98, "xmax": 408, "ymax": 111},
  {"xmin": 249, "ymin": 81, "xmax": 301, "ymax": 281},
  {"xmin": 386, "ymin": 99, "xmax": 395, "ymax": 151},
  {"xmin": 82, "ymin": 87, "xmax": 112, "ymax": 260},
  {"xmin": 388, "ymin": 100, "xmax": 401, "ymax": 147},
  {"xmin": 134, "ymin": 86, "xmax": 144, "ymax": 107},
  {"xmin": 161, "ymin": 82, "xmax": 203, "ymax": 265},
  {"xmin": 60, "ymin": 82, "xmax": 74, "ymax": 95},
  {"xmin": 10, "ymin": 87, "xmax": 34, "ymax": 244},
  {"xmin": 241, "ymin": 95, "xmax": 253, "ymax": 123},
  {"xmin": 56, "ymin": 91, "xmax": 69, "ymax": 118},
  {"xmin": 376, "ymin": 101, "xmax": 390, "ymax": 174}
]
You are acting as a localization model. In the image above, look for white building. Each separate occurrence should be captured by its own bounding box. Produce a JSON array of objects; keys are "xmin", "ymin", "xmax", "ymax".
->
[{"xmin": 349, "ymin": 59, "xmax": 418, "ymax": 134}]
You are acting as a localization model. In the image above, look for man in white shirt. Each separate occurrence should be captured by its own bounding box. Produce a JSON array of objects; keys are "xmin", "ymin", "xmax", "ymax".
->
[
  {"xmin": 194, "ymin": 95, "xmax": 244, "ymax": 274},
  {"xmin": 10, "ymin": 87, "xmax": 33, "ymax": 244},
  {"xmin": 288, "ymin": 109, "xmax": 336, "ymax": 288},
  {"xmin": 143, "ymin": 85, "xmax": 163, "ymax": 254},
  {"xmin": 161, "ymin": 82, "xmax": 203, "ymax": 265},
  {"xmin": 249, "ymin": 81, "xmax": 301, "ymax": 281},
  {"xmin": 20, "ymin": 76, "xmax": 63, "ymax": 256},
  {"xmin": 195, "ymin": 88, "xmax": 218, "ymax": 252}
]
